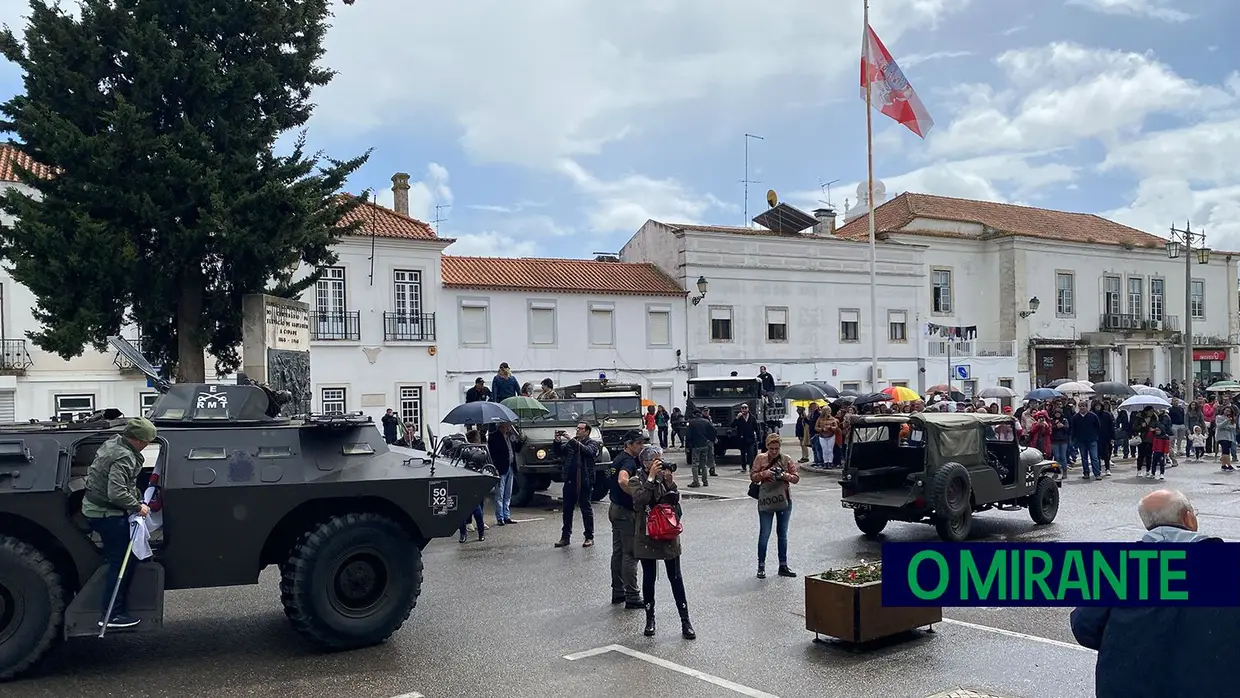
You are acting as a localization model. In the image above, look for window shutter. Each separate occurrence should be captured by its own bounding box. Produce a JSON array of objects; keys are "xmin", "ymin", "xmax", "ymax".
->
[
  {"xmin": 768, "ymin": 309, "xmax": 787, "ymax": 325},
  {"xmin": 530, "ymin": 308, "xmax": 555, "ymax": 344},
  {"xmin": 890, "ymin": 311, "xmax": 906, "ymax": 324},
  {"xmin": 461, "ymin": 306, "xmax": 488, "ymax": 343},
  {"xmin": 649, "ymin": 310, "xmax": 670, "ymax": 345},
  {"xmin": 841, "ymin": 310, "xmax": 860, "ymax": 323},
  {"xmin": 709, "ymin": 307, "xmax": 730, "ymax": 321},
  {"xmin": 590, "ymin": 309, "xmax": 614, "ymax": 345}
]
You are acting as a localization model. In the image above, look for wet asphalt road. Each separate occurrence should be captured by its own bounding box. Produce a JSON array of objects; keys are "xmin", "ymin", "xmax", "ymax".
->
[{"xmin": 8, "ymin": 449, "xmax": 1240, "ymax": 698}]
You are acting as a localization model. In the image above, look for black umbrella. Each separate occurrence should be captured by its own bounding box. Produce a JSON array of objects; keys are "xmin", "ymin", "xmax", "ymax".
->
[
  {"xmin": 807, "ymin": 381, "xmax": 841, "ymax": 399},
  {"xmin": 1047, "ymin": 378, "xmax": 1073, "ymax": 388},
  {"xmin": 839, "ymin": 388, "xmax": 862, "ymax": 397},
  {"xmin": 852, "ymin": 392, "xmax": 893, "ymax": 407},
  {"xmin": 442, "ymin": 401, "xmax": 520, "ymax": 425},
  {"xmin": 783, "ymin": 383, "xmax": 830, "ymax": 401},
  {"xmin": 830, "ymin": 397, "xmax": 856, "ymax": 411},
  {"xmin": 1091, "ymin": 381, "xmax": 1136, "ymax": 397}
]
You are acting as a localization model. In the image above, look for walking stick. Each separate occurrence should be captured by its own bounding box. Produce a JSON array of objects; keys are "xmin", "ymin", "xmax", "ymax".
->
[{"xmin": 97, "ymin": 524, "xmax": 137, "ymax": 638}]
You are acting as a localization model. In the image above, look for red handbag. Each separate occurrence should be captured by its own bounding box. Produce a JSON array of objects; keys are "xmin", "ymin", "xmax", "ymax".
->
[{"xmin": 646, "ymin": 503, "xmax": 683, "ymax": 541}]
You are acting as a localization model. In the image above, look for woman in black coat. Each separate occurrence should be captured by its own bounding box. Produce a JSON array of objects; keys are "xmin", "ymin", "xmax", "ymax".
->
[
  {"xmin": 1115, "ymin": 408, "xmax": 1132, "ymax": 459},
  {"xmin": 1092, "ymin": 402, "xmax": 1115, "ymax": 476}
]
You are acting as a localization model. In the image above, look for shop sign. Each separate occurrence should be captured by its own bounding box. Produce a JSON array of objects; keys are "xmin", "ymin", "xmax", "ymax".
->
[{"xmin": 1193, "ymin": 349, "xmax": 1227, "ymax": 361}]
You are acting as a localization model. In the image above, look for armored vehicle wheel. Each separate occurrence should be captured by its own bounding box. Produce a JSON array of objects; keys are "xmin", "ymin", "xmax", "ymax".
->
[
  {"xmin": 927, "ymin": 462, "xmax": 971, "ymax": 517},
  {"xmin": 853, "ymin": 509, "xmax": 888, "ymax": 537},
  {"xmin": 511, "ymin": 471, "xmax": 537, "ymax": 507},
  {"xmin": 935, "ymin": 507, "xmax": 972, "ymax": 542},
  {"xmin": 280, "ymin": 513, "xmax": 421, "ymax": 650},
  {"xmin": 0, "ymin": 535, "xmax": 66, "ymax": 681},
  {"xmin": 590, "ymin": 478, "xmax": 610, "ymax": 502},
  {"xmin": 1029, "ymin": 477, "xmax": 1060, "ymax": 525}
]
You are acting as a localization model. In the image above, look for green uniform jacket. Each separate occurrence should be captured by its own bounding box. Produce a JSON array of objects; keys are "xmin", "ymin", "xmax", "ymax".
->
[{"xmin": 81, "ymin": 435, "xmax": 145, "ymax": 519}]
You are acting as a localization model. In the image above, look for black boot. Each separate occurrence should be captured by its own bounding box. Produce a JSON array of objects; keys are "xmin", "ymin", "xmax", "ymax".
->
[
  {"xmin": 643, "ymin": 602, "xmax": 656, "ymax": 636},
  {"xmin": 678, "ymin": 602, "xmax": 696, "ymax": 639}
]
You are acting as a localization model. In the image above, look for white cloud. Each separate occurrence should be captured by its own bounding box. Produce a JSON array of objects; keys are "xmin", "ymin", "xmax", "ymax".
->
[
  {"xmin": 556, "ymin": 159, "xmax": 733, "ymax": 233},
  {"xmin": 444, "ymin": 232, "xmax": 539, "ymax": 257},
  {"xmin": 1101, "ymin": 118, "xmax": 1240, "ymax": 185},
  {"xmin": 371, "ymin": 162, "xmax": 453, "ymax": 222},
  {"xmin": 900, "ymin": 50, "xmax": 974, "ymax": 69},
  {"xmin": 1065, "ymin": 0, "xmax": 1191, "ymax": 22}
]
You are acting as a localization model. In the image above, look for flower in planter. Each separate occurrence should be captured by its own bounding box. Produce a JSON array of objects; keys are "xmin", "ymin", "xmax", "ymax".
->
[{"xmin": 817, "ymin": 558, "xmax": 882, "ymax": 584}]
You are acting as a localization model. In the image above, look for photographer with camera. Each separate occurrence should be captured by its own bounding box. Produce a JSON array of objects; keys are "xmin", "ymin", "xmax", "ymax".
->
[
  {"xmin": 628, "ymin": 445, "xmax": 694, "ymax": 639},
  {"xmin": 553, "ymin": 422, "xmax": 601, "ymax": 548},
  {"xmin": 751, "ymin": 432, "xmax": 800, "ymax": 579}
]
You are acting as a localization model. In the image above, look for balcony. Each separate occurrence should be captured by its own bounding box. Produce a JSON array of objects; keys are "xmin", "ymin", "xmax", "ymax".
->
[
  {"xmin": 1098, "ymin": 314, "xmax": 1179, "ymax": 333},
  {"xmin": 927, "ymin": 340, "xmax": 1017, "ymax": 358},
  {"xmin": 0, "ymin": 339, "xmax": 32, "ymax": 374},
  {"xmin": 383, "ymin": 312, "xmax": 436, "ymax": 342},
  {"xmin": 113, "ymin": 333, "xmax": 149, "ymax": 371},
  {"xmin": 310, "ymin": 311, "xmax": 361, "ymax": 341}
]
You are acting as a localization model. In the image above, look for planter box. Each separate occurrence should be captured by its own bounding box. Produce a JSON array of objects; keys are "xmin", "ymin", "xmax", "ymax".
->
[{"xmin": 805, "ymin": 575, "xmax": 942, "ymax": 643}]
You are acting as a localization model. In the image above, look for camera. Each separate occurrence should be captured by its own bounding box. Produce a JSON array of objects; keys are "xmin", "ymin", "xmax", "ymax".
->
[{"xmin": 770, "ymin": 466, "xmax": 784, "ymax": 480}]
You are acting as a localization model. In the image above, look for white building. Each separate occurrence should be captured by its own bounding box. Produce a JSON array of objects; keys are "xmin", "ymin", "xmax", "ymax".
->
[
  {"xmin": 438, "ymin": 255, "xmax": 688, "ymax": 413},
  {"xmin": 833, "ymin": 191, "xmax": 1240, "ymax": 392}
]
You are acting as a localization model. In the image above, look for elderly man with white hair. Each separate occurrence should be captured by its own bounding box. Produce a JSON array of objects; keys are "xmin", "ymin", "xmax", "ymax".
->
[{"xmin": 1070, "ymin": 490, "xmax": 1237, "ymax": 698}]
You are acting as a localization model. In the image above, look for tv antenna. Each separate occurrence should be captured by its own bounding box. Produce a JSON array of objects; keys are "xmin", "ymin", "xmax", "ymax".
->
[
  {"xmin": 433, "ymin": 204, "xmax": 451, "ymax": 234},
  {"xmin": 741, "ymin": 133, "xmax": 764, "ymax": 226},
  {"xmin": 818, "ymin": 179, "xmax": 840, "ymax": 208}
]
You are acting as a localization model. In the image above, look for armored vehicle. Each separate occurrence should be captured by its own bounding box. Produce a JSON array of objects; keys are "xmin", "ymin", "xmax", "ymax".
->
[
  {"xmin": 560, "ymin": 379, "xmax": 642, "ymax": 452},
  {"xmin": 0, "ymin": 339, "xmax": 495, "ymax": 680},
  {"xmin": 685, "ymin": 377, "xmax": 786, "ymax": 458},
  {"xmin": 512, "ymin": 399, "xmax": 613, "ymax": 507},
  {"xmin": 838, "ymin": 413, "xmax": 1060, "ymax": 542}
]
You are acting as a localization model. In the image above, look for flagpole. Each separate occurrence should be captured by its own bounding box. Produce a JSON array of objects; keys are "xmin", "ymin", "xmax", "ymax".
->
[{"xmin": 864, "ymin": 0, "xmax": 879, "ymax": 392}]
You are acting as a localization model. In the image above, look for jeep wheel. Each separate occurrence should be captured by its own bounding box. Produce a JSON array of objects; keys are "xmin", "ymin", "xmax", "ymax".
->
[
  {"xmin": 280, "ymin": 513, "xmax": 421, "ymax": 650},
  {"xmin": 0, "ymin": 535, "xmax": 66, "ymax": 681},
  {"xmin": 1029, "ymin": 477, "xmax": 1060, "ymax": 525},
  {"xmin": 511, "ymin": 470, "xmax": 537, "ymax": 507},
  {"xmin": 853, "ymin": 510, "xmax": 888, "ymax": 537},
  {"xmin": 590, "ymin": 478, "xmax": 610, "ymax": 502},
  {"xmin": 935, "ymin": 507, "xmax": 972, "ymax": 542},
  {"xmin": 927, "ymin": 462, "xmax": 971, "ymax": 517}
]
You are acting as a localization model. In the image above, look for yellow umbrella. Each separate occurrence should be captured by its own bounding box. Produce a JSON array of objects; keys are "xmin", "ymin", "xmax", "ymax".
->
[{"xmin": 882, "ymin": 386, "xmax": 921, "ymax": 402}]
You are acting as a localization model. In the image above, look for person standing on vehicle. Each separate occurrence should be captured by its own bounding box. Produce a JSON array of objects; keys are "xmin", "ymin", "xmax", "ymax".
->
[
  {"xmin": 82, "ymin": 417, "xmax": 156, "ymax": 629},
  {"xmin": 628, "ymin": 445, "xmax": 694, "ymax": 639},
  {"xmin": 686, "ymin": 408, "xmax": 716, "ymax": 487},
  {"xmin": 758, "ymin": 365, "xmax": 776, "ymax": 395},
  {"xmin": 492, "ymin": 362, "xmax": 520, "ymax": 403},
  {"xmin": 554, "ymin": 422, "xmax": 601, "ymax": 548},
  {"xmin": 1070, "ymin": 401, "xmax": 1103, "ymax": 480},
  {"xmin": 609, "ymin": 430, "xmax": 645, "ymax": 608},
  {"xmin": 655, "ymin": 406, "xmax": 670, "ymax": 449},
  {"xmin": 536, "ymin": 378, "xmax": 559, "ymax": 401},
  {"xmin": 487, "ymin": 422, "xmax": 522, "ymax": 526},
  {"xmin": 751, "ymin": 433, "xmax": 799, "ymax": 579},
  {"xmin": 731, "ymin": 404, "xmax": 760, "ymax": 473}
]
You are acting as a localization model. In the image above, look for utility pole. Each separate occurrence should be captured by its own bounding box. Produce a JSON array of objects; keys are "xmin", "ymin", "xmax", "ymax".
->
[
  {"xmin": 433, "ymin": 204, "xmax": 452, "ymax": 235},
  {"xmin": 741, "ymin": 133, "xmax": 764, "ymax": 226},
  {"xmin": 1167, "ymin": 221, "xmax": 1210, "ymax": 403}
]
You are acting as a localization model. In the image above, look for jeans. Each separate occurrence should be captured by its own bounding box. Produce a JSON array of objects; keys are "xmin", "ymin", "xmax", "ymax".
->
[
  {"xmin": 739, "ymin": 441, "xmax": 757, "ymax": 471},
  {"xmin": 671, "ymin": 427, "xmax": 684, "ymax": 448},
  {"xmin": 561, "ymin": 478, "xmax": 594, "ymax": 540},
  {"xmin": 1100, "ymin": 439, "xmax": 1112, "ymax": 469},
  {"xmin": 757, "ymin": 501, "xmax": 793, "ymax": 568},
  {"xmin": 1172, "ymin": 425, "xmax": 1187, "ymax": 456},
  {"xmin": 1078, "ymin": 441, "xmax": 1100, "ymax": 476},
  {"xmin": 609, "ymin": 504, "xmax": 639, "ymax": 602},
  {"xmin": 88, "ymin": 515, "xmax": 135, "ymax": 618},
  {"xmin": 494, "ymin": 469, "xmax": 514, "ymax": 523},
  {"xmin": 657, "ymin": 426, "xmax": 668, "ymax": 449},
  {"xmin": 811, "ymin": 435, "xmax": 825, "ymax": 465},
  {"xmin": 458, "ymin": 504, "xmax": 484, "ymax": 537},
  {"xmin": 1137, "ymin": 442, "xmax": 1153, "ymax": 471},
  {"xmin": 1150, "ymin": 452, "xmax": 1166, "ymax": 475},
  {"xmin": 690, "ymin": 446, "xmax": 713, "ymax": 484},
  {"xmin": 1052, "ymin": 442, "xmax": 1069, "ymax": 468}
]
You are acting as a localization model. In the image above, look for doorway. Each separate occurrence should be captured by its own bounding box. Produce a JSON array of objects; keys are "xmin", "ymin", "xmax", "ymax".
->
[{"xmin": 1035, "ymin": 349, "xmax": 1071, "ymax": 387}]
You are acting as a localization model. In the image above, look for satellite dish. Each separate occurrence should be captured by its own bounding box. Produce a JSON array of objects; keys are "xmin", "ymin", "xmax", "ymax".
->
[{"xmin": 766, "ymin": 189, "xmax": 778, "ymax": 208}]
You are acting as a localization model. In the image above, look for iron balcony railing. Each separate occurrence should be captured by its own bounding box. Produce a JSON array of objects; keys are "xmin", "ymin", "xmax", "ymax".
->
[
  {"xmin": 383, "ymin": 312, "xmax": 436, "ymax": 342},
  {"xmin": 113, "ymin": 333, "xmax": 150, "ymax": 370},
  {"xmin": 1098, "ymin": 314, "xmax": 1179, "ymax": 332},
  {"xmin": 0, "ymin": 339, "xmax": 32, "ymax": 372},
  {"xmin": 310, "ymin": 311, "xmax": 361, "ymax": 341},
  {"xmin": 926, "ymin": 340, "xmax": 1017, "ymax": 358}
]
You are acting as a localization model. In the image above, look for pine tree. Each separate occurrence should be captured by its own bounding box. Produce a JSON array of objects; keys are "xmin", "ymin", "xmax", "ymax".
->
[{"xmin": 0, "ymin": 0, "xmax": 369, "ymax": 381}]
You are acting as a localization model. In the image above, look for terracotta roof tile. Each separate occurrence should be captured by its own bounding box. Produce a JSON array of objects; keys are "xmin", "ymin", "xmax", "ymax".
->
[
  {"xmin": 833, "ymin": 193, "xmax": 1168, "ymax": 248},
  {"xmin": 0, "ymin": 144, "xmax": 55, "ymax": 182},
  {"xmin": 335, "ymin": 195, "xmax": 438, "ymax": 240},
  {"xmin": 442, "ymin": 256, "xmax": 686, "ymax": 296}
]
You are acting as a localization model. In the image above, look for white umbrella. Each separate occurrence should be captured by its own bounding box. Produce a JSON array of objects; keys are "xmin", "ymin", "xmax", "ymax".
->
[
  {"xmin": 1119, "ymin": 394, "xmax": 1171, "ymax": 411},
  {"xmin": 1134, "ymin": 386, "xmax": 1168, "ymax": 399},
  {"xmin": 978, "ymin": 386, "xmax": 1018, "ymax": 399},
  {"xmin": 1056, "ymin": 381, "xmax": 1095, "ymax": 395}
]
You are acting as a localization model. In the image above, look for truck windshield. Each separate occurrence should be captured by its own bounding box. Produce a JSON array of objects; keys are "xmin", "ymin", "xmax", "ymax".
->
[
  {"xmin": 594, "ymin": 397, "xmax": 641, "ymax": 418},
  {"xmin": 528, "ymin": 400, "xmax": 596, "ymax": 422},
  {"xmin": 688, "ymin": 382, "xmax": 760, "ymax": 399}
]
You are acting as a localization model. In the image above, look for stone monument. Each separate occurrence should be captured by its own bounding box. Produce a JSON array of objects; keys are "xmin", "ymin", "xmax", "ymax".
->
[{"xmin": 242, "ymin": 293, "xmax": 311, "ymax": 416}]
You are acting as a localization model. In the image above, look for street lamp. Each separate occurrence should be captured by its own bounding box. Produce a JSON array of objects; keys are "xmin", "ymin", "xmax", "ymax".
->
[
  {"xmin": 691, "ymin": 276, "xmax": 708, "ymax": 306},
  {"xmin": 1019, "ymin": 296, "xmax": 1040, "ymax": 319},
  {"xmin": 1168, "ymin": 221, "xmax": 1209, "ymax": 402}
]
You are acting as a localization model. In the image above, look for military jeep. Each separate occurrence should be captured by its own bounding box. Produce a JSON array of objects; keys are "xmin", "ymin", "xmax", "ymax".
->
[
  {"xmin": 0, "ymin": 340, "xmax": 495, "ymax": 680},
  {"xmin": 838, "ymin": 413, "xmax": 1060, "ymax": 542},
  {"xmin": 512, "ymin": 399, "xmax": 613, "ymax": 507}
]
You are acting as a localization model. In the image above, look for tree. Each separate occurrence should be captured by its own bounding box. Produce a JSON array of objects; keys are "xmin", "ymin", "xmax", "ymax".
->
[{"xmin": 0, "ymin": 0, "xmax": 369, "ymax": 381}]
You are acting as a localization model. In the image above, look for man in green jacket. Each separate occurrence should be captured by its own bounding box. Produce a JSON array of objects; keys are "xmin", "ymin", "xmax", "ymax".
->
[{"xmin": 82, "ymin": 417, "xmax": 157, "ymax": 629}]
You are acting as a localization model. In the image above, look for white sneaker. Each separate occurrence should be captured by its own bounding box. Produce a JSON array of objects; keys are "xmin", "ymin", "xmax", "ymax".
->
[{"xmin": 1159, "ymin": 473, "xmax": 1165, "ymax": 480}]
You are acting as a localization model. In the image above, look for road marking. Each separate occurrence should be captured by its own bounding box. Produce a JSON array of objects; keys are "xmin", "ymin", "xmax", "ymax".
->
[
  {"xmin": 564, "ymin": 644, "xmax": 779, "ymax": 697},
  {"xmin": 940, "ymin": 618, "xmax": 1092, "ymax": 653},
  {"xmin": 389, "ymin": 693, "xmax": 424, "ymax": 698}
]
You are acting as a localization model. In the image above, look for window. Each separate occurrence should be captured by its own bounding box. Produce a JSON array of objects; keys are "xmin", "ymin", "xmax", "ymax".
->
[
  {"xmin": 459, "ymin": 299, "xmax": 490, "ymax": 345},
  {"xmin": 391, "ymin": 269, "xmax": 424, "ymax": 339},
  {"xmin": 528, "ymin": 300, "xmax": 556, "ymax": 346},
  {"xmin": 888, "ymin": 310, "xmax": 907, "ymax": 342},
  {"xmin": 840, "ymin": 309, "xmax": 860, "ymax": 342},
  {"xmin": 709, "ymin": 306, "xmax": 733, "ymax": 342},
  {"xmin": 398, "ymin": 386, "xmax": 423, "ymax": 439},
  {"xmin": 1191, "ymin": 279, "xmax": 1205, "ymax": 319},
  {"xmin": 999, "ymin": 378, "xmax": 1013, "ymax": 389},
  {"xmin": 315, "ymin": 266, "xmax": 346, "ymax": 336},
  {"xmin": 931, "ymin": 268, "xmax": 953, "ymax": 314},
  {"xmin": 842, "ymin": 382, "xmax": 862, "ymax": 393},
  {"xmin": 766, "ymin": 307, "xmax": 788, "ymax": 342},
  {"xmin": 321, "ymin": 387, "xmax": 347, "ymax": 414},
  {"xmin": 646, "ymin": 305, "xmax": 671, "ymax": 347},
  {"xmin": 1056, "ymin": 272, "xmax": 1074, "ymax": 316},
  {"xmin": 54, "ymin": 394, "xmax": 94, "ymax": 421},
  {"xmin": 891, "ymin": 381, "xmax": 909, "ymax": 388},
  {"xmin": 588, "ymin": 302, "xmax": 615, "ymax": 346},
  {"xmin": 1127, "ymin": 277, "xmax": 1143, "ymax": 316},
  {"xmin": 1104, "ymin": 276, "xmax": 1122, "ymax": 315},
  {"xmin": 1149, "ymin": 278, "xmax": 1164, "ymax": 321},
  {"xmin": 140, "ymin": 392, "xmax": 158, "ymax": 417}
]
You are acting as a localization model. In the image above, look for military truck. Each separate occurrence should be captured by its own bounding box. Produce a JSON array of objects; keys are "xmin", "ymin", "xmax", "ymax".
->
[
  {"xmin": 559, "ymin": 379, "xmax": 642, "ymax": 453},
  {"xmin": 685, "ymin": 376, "xmax": 786, "ymax": 458},
  {"xmin": 0, "ymin": 339, "xmax": 495, "ymax": 680},
  {"xmin": 511, "ymin": 399, "xmax": 613, "ymax": 507}
]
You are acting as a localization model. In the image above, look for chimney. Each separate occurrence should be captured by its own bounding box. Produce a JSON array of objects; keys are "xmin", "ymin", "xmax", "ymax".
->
[
  {"xmin": 812, "ymin": 207, "xmax": 837, "ymax": 236},
  {"xmin": 391, "ymin": 172, "xmax": 411, "ymax": 216}
]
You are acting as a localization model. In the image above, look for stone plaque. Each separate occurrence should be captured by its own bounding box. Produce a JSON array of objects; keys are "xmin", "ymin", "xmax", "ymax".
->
[
  {"xmin": 263, "ymin": 298, "xmax": 309, "ymax": 351},
  {"xmin": 242, "ymin": 293, "xmax": 311, "ymax": 416}
]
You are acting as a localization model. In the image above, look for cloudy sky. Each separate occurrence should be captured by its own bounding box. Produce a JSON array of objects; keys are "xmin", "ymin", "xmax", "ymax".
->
[{"xmin": 0, "ymin": 0, "xmax": 1237, "ymax": 257}]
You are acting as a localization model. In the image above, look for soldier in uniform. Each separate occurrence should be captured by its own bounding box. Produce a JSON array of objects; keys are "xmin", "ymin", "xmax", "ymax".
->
[{"xmin": 81, "ymin": 417, "xmax": 157, "ymax": 629}]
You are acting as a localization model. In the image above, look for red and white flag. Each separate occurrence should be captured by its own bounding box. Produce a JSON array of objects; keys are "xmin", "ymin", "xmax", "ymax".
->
[{"xmin": 860, "ymin": 24, "xmax": 934, "ymax": 138}]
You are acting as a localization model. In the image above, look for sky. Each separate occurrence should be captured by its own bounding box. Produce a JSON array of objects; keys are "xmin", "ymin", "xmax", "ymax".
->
[{"xmin": 0, "ymin": 0, "xmax": 1237, "ymax": 258}]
